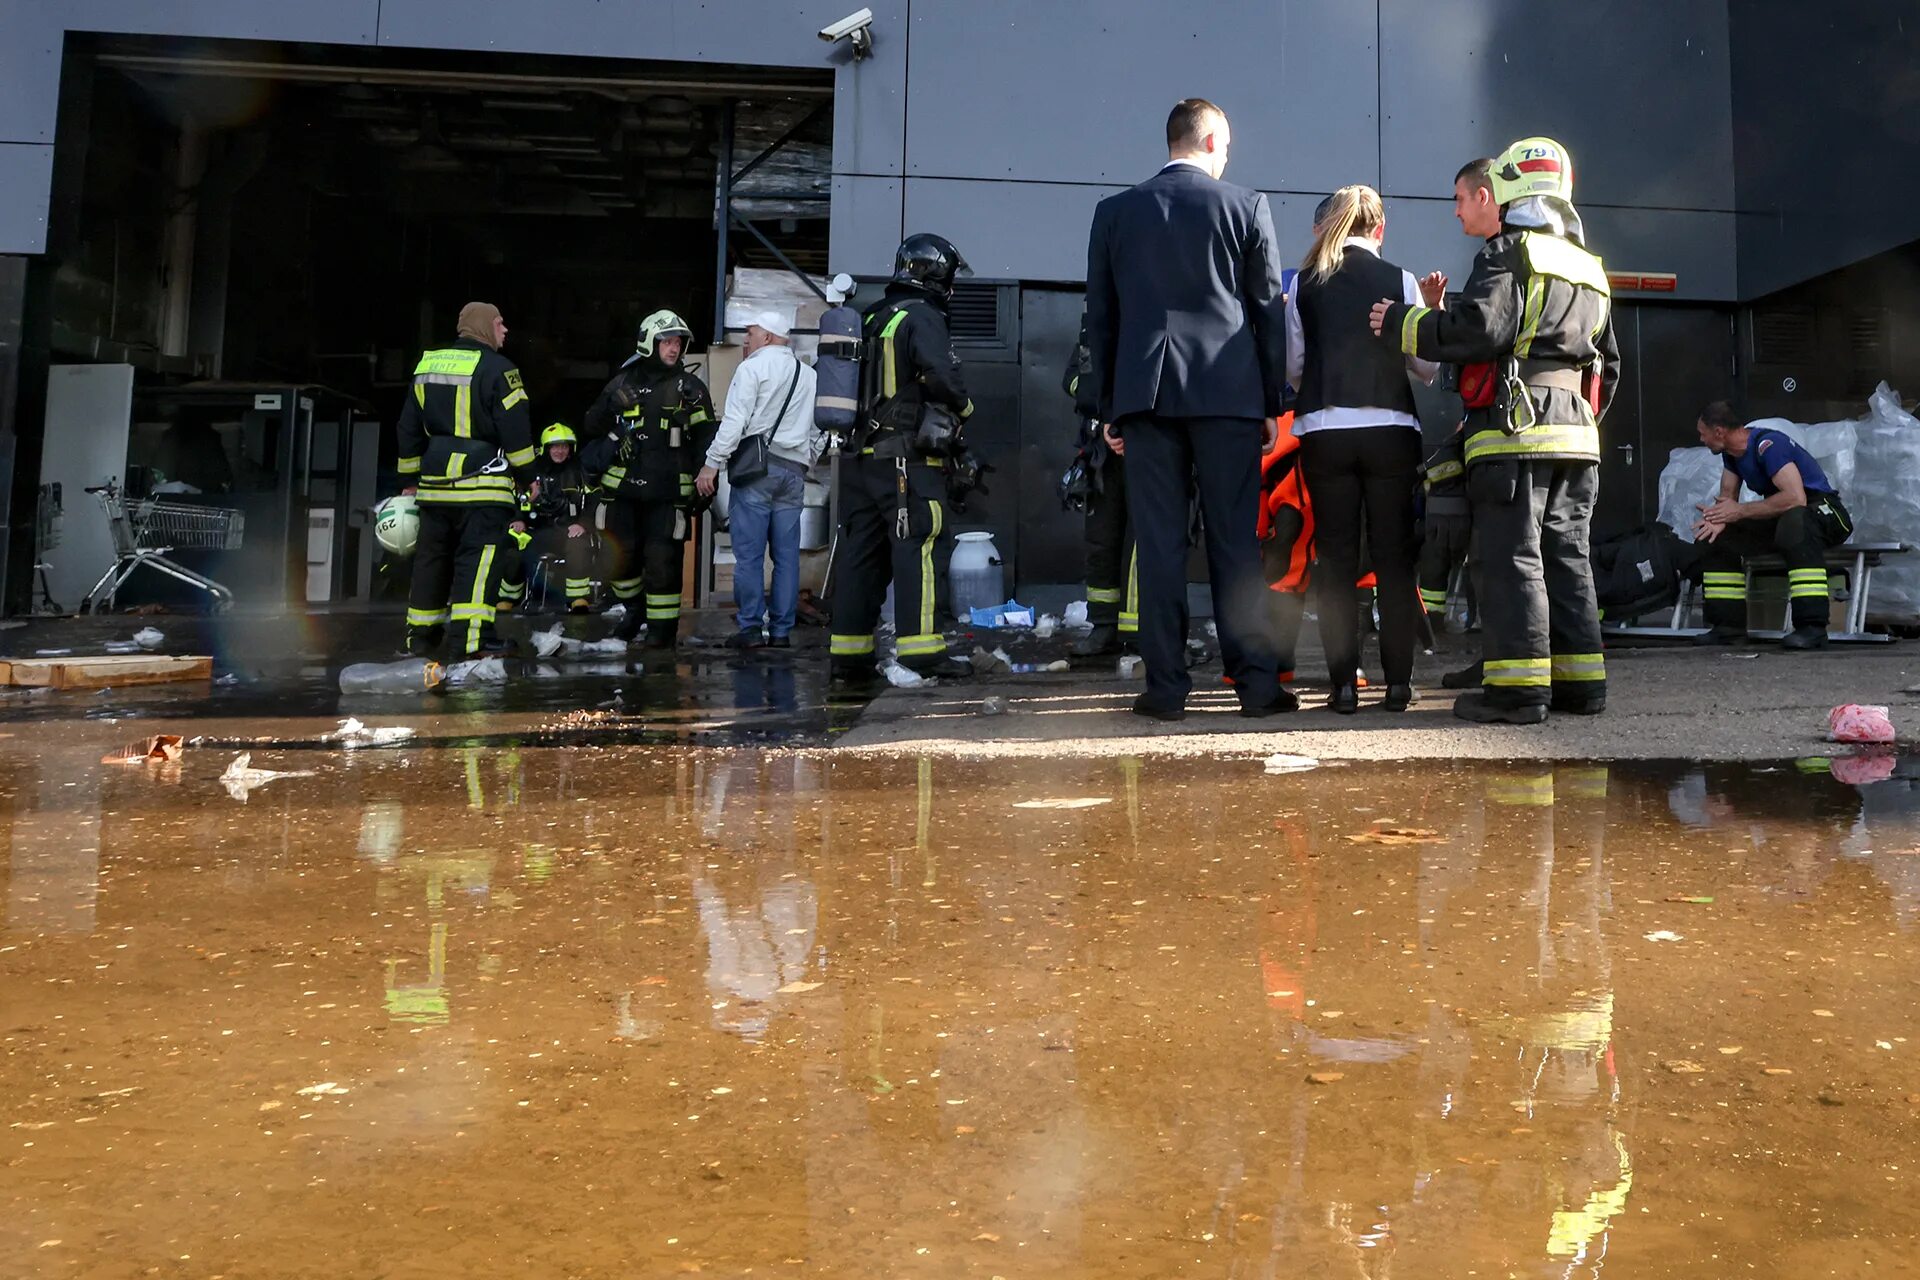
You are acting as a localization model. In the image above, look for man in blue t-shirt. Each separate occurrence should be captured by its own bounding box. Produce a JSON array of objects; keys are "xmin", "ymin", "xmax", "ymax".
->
[{"xmin": 1691, "ymin": 400, "xmax": 1853, "ymax": 649}]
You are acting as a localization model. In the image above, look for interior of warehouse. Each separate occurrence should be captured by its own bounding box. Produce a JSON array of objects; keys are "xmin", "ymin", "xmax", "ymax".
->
[{"xmin": 25, "ymin": 35, "xmax": 831, "ymax": 613}]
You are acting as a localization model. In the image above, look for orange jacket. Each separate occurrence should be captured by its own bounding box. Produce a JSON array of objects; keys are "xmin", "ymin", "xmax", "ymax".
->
[{"xmin": 1258, "ymin": 414, "xmax": 1377, "ymax": 594}]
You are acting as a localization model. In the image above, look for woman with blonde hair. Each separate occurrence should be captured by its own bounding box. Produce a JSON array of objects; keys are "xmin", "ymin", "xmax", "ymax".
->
[{"xmin": 1284, "ymin": 184, "xmax": 1439, "ymax": 713}]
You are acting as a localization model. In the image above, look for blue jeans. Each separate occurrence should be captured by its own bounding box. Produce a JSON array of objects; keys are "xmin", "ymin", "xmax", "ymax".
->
[{"xmin": 729, "ymin": 463, "xmax": 806, "ymax": 636}]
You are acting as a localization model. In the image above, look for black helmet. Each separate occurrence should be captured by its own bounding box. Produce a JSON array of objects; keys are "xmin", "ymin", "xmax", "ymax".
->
[{"xmin": 891, "ymin": 233, "xmax": 971, "ymax": 300}]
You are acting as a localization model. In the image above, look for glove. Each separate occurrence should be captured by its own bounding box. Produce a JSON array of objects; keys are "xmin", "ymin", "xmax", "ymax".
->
[{"xmin": 611, "ymin": 384, "xmax": 641, "ymax": 411}]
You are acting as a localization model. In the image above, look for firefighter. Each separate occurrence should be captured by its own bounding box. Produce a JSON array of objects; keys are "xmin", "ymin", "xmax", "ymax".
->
[
  {"xmin": 827, "ymin": 233, "xmax": 976, "ymax": 682},
  {"xmin": 397, "ymin": 301, "xmax": 536, "ymax": 657},
  {"xmin": 1061, "ymin": 314, "xmax": 1137, "ymax": 656},
  {"xmin": 581, "ymin": 310, "xmax": 717, "ymax": 648},
  {"xmin": 1372, "ymin": 139, "xmax": 1619, "ymax": 724},
  {"xmin": 498, "ymin": 423, "xmax": 596, "ymax": 615}
]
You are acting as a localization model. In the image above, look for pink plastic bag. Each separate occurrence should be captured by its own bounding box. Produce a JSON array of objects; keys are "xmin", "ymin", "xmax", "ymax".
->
[{"xmin": 1828, "ymin": 704, "xmax": 1896, "ymax": 744}]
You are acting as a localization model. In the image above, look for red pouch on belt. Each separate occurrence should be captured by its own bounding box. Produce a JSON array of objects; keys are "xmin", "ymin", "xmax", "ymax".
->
[{"xmin": 1459, "ymin": 361, "xmax": 1497, "ymax": 410}]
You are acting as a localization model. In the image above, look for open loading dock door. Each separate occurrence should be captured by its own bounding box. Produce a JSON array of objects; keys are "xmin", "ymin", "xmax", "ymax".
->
[{"xmin": 33, "ymin": 36, "xmax": 829, "ymax": 611}]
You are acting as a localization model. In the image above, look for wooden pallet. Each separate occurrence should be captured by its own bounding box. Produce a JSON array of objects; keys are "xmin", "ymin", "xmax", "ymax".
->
[{"xmin": 0, "ymin": 655, "xmax": 213, "ymax": 689}]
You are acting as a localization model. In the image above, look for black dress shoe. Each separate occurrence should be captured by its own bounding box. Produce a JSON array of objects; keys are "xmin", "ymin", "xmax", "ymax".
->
[
  {"xmin": 1240, "ymin": 686, "xmax": 1300, "ymax": 717},
  {"xmin": 1073, "ymin": 624, "xmax": 1121, "ymax": 657},
  {"xmin": 1779, "ymin": 625, "xmax": 1828, "ymax": 651},
  {"xmin": 1440, "ymin": 661, "xmax": 1483, "ymax": 689},
  {"xmin": 1452, "ymin": 692, "xmax": 1548, "ymax": 725},
  {"xmin": 766, "ymin": 635, "xmax": 792, "ymax": 649},
  {"xmin": 1327, "ymin": 683, "xmax": 1360, "ymax": 715},
  {"xmin": 725, "ymin": 629, "xmax": 766, "ymax": 650},
  {"xmin": 1131, "ymin": 694, "xmax": 1186, "ymax": 722},
  {"xmin": 1382, "ymin": 682, "xmax": 1416, "ymax": 712}
]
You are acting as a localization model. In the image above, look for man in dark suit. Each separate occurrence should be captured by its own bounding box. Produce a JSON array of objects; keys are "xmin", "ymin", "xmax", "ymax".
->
[{"xmin": 1079, "ymin": 98, "xmax": 1293, "ymax": 720}]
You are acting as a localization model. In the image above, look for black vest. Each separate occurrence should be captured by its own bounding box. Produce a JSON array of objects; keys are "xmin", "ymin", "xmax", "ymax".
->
[{"xmin": 1294, "ymin": 245, "xmax": 1421, "ymax": 421}]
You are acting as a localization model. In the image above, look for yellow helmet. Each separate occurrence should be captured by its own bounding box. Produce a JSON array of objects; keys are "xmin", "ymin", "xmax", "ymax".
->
[
  {"xmin": 540, "ymin": 422, "xmax": 577, "ymax": 449},
  {"xmin": 635, "ymin": 309, "xmax": 692, "ymax": 361},
  {"xmin": 1490, "ymin": 137, "xmax": 1574, "ymax": 206}
]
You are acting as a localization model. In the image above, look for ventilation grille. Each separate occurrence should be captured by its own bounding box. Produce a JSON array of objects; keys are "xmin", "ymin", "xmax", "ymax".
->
[
  {"xmin": 1849, "ymin": 313, "xmax": 1886, "ymax": 364},
  {"xmin": 1752, "ymin": 306, "xmax": 1815, "ymax": 365},
  {"xmin": 948, "ymin": 283, "xmax": 1004, "ymax": 343}
]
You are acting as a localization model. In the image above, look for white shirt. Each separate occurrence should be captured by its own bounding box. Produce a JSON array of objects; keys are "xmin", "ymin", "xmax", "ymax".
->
[
  {"xmin": 707, "ymin": 344, "xmax": 822, "ymax": 470},
  {"xmin": 1161, "ymin": 157, "xmax": 1213, "ymax": 175},
  {"xmin": 1284, "ymin": 237, "xmax": 1439, "ymax": 435}
]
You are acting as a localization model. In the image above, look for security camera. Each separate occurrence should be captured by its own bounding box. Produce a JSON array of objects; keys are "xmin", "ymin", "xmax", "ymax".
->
[{"xmin": 818, "ymin": 8, "xmax": 874, "ymax": 58}]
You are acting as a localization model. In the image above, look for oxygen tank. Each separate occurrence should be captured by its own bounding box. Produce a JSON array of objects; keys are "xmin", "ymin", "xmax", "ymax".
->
[{"xmin": 814, "ymin": 302, "xmax": 862, "ymax": 436}]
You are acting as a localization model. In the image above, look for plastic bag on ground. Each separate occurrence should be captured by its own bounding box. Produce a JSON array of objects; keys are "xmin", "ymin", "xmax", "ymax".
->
[
  {"xmin": 322, "ymin": 717, "xmax": 415, "ymax": 748},
  {"xmin": 1062, "ymin": 600, "xmax": 1090, "ymax": 628},
  {"xmin": 1830, "ymin": 703, "xmax": 1895, "ymax": 743},
  {"xmin": 1263, "ymin": 753, "xmax": 1319, "ymax": 774},
  {"xmin": 133, "ymin": 627, "xmax": 164, "ymax": 651},
  {"xmin": 1033, "ymin": 614, "xmax": 1058, "ymax": 639},
  {"xmin": 220, "ymin": 751, "xmax": 317, "ymax": 802},
  {"xmin": 882, "ymin": 661, "xmax": 927, "ymax": 688},
  {"xmin": 532, "ymin": 625, "xmax": 570, "ymax": 659},
  {"xmin": 445, "ymin": 657, "xmax": 509, "ymax": 687},
  {"xmin": 1844, "ymin": 382, "xmax": 1920, "ymax": 623}
]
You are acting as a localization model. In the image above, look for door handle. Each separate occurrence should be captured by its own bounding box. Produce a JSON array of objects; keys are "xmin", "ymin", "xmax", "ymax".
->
[{"xmin": 1615, "ymin": 443, "xmax": 1635, "ymax": 467}]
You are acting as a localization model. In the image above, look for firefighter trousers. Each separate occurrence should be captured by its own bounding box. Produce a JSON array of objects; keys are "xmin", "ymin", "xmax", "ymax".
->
[
  {"xmin": 407, "ymin": 500, "xmax": 511, "ymax": 655},
  {"xmin": 1085, "ymin": 454, "xmax": 1138, "ymax": 637},
  {"xmin": 500, "ymin": 525, "xmax": 596, "ymax": 610},
  {"xmin": 600, "ymin": 498, "xmax": 685, "ymax": 643},
  {"xmin": 1419, "ymin": 498, "xmax": 1472, "ymax": 618},
  {"xmin": 1469, "ymin": 459, "xmax": 1605, "ymax": 710},
  {"xmin": 829, "ymin": 452, "xmax": 951, "ymax": 669},
  {"xmin": 1699, "ymin": 495, "xmax": 1851, "ymax": 631}
]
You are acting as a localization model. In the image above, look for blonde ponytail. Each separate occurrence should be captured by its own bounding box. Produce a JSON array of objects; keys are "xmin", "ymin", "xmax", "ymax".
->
[{"xmin": 1301, "ymin": 184, "xmax": 1385, "ymax": 285}]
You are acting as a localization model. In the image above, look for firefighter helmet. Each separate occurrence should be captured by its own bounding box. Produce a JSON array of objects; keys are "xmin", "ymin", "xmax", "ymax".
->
[
  {"xmin": 540, "ymin": 422, "xmax": 578, "ymax": 450},
  {"xmin": 373, "ymin": 494, "xmax": 420, "ymax": 557},
  {"xmin": 1490, "ymin": 137, "xmax": 1574, "ymax": 206},
  {"xmin": 891, "ymin": 233, "xmax": 971, "ymax": 300},
  {"xmin": 634, "ymin": 309, "xmax": 693, "ymax": 361}
]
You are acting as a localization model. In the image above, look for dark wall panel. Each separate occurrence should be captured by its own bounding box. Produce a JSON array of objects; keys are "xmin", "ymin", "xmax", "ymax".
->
[{"xmin": 1731, "ymin": 0, "xmax": 1920, "ymax": 297}]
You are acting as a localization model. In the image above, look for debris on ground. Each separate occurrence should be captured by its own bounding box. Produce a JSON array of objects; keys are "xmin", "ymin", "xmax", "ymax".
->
[
  {"xmin": 133, "ymin": 627, "xmax": 165, "ymax": 651},
  {"xmin": 883, "ymin": 662, "xmax": 927, "ymax": 688},
  {"xmin": 978, "ymin": 695, "xmax": 1009, "ymax": 716},
  {"xmin": 1306, "ymin": 1072, "xmax": 1345, "ymax": 1085},
  {"xmin": 445, "ymin": 657, "xmax": 509, "ymax": 687},
  {"xmin": 1663, "ymin": 1059, "xmax": 1707, "ymax": 1074},
  {"xmin": 102, "ymin": 734, "xmax": 184, "ymax": 765},
  {"xmin": 970, "ymin": 646, "xmax": 1011, "ymax": 676},
  {"xmin": 321, "ymin": 718, "xmax": 416, "ymax": 749},
  {"xmin": 968, "ymin": 600, "xmax": 1035, "ymax": 629},
  {"xmin": 1348, "ymin": 826, "xmax": 1445, "ymax": 846},
  {"xmin": 1007, "ymin": 658, "xmax": 1070, "ymax": 674},
  {"xmin": 1263, "ymin": 753, "xmax": 1320, "ymax": 774},
  {"xmin": 1664, "ymin": 895, "xmax": 1715, "ymax": 904},
  {"xmin": 1643, "ymin": 930, "xmax": 1685, "ymax": 943},
  {"xmin": 1012, "ymin": 797, "xmax": 1112, "ymax": 810},
  {"xmin": 4, "ymin": 654, "xmax": 212, "ymax": 689},
  {"xmin": 220, "ymin": 752, "xmax": 317, "ymax": 802},
  {"xmin": 1830, "ymin": 703, "xmax": 1895, "ymax": 743},
  {"xmin": 1117, "ymin": 655, "xmax": 1144, "ymax": 679},
  {"xmin": 339, "ymin": 658, "xmax": 447, "ymax": 695},
  {"xmin": 1033, "ymin": 614, "xmax": 1058, "ymax": 639},
  {"xmin": 1062, "ymin": 600, "xmax": 1090, "ymax": 628}
]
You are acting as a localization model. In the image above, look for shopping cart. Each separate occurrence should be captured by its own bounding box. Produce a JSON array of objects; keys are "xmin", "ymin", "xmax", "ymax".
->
[{"xmin": 81, "ymin": 478, "xmax": 246, "ymax": 614}]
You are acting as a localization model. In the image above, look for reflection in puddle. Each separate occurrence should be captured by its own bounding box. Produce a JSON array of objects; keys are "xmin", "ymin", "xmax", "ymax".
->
[{"xmin": 6, "ymin": 747, "xmax": 1920, "ymax": 1274}]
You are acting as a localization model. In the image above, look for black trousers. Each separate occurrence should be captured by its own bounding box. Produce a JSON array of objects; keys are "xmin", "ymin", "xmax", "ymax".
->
[
  {"xmin": 1085, "ymin": 453, "xmax": 1138, "ymax": 635},
  {"xmin": 828, "ymin": 453, "xmax": 952, "ymax": 669},
  {"xmin": 1301, "ymin": 426, "xmax": 1422, "ymax": 685},
  {"xmin": 500, "ymin": 525, "xmax": 596, "ymax": 608},
  {"xmin": 1121, "ymin": 414, "xmax": 1278, "ymax": 708},
  {"xmin": 601, "ymin": 499, "xmax": 685, "ymax": 641},
  {"xmin": 407, "ymin": 501, "xmax": 510, "ymax": 655},
  {"xmin": 1419, "ymin": 498, "xmax": 1472, "ymax": 617},
  {"xmin": 1699, "ymin": 495, "xmax": 1851, "ymax": 630},
  {"xmin": 1470, "ymin": 459, "xmax": 1604, "ymax": 709}
]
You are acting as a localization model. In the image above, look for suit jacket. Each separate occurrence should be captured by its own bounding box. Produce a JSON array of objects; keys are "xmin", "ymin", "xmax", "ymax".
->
[{"xmin": 1081, "ymin": 163, "xmax": 1288, "ymax": 424}]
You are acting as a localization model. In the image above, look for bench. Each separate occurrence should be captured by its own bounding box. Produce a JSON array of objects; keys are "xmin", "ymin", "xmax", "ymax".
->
[{"xmin": 1602, "ymin": 541, "xmax": 1911, "ymax": 644}]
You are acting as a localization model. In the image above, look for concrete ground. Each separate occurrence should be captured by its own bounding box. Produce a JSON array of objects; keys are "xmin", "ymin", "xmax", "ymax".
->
[
  {"xmin": 0, "ymin": 607, "xmax": 1912, "ymax": 762},
  {"xmin": 834, "ymin": 633, "xmax": 1920, "ymax": 761}
]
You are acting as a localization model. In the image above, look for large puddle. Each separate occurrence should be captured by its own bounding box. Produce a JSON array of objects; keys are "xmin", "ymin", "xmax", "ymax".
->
[{"xmin": 6, "ymin": 747, "xmax": 1920, "ymax": 1275}]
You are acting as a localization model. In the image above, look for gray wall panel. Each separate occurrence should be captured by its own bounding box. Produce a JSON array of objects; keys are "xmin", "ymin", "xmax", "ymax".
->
[
  {"xmin": 1582, "ymin": 207, "xmax": 1738, "ymax": 302},
  {"xmin": 905, "ymin": 0, "xmax": 1379, "ymax": 192},
  {"xmin": 830, "ymin": 12, "xmax": 910, "ymax": 180},
  {"xmin": 1732, "ymin": 1, "xmax": 1920, "ymax": 297},
  {"xmin": 57, "ymin": 0, "xmax": 379, "ymax": 42},
  {"xmin": 0, "ymin": 144, "xmax": 55, "ymax": 255},
  {"xmin": 904, "ymin": 178, "xmax": 1118, "ymax": 283},
  {"xmin": 0, "ymin": 4, "xmax": 62, "ymax": 143},
  {"xmin": 376, "ymin": 0, "xmax": 854, "ymax": 65},
  {"xmin": 1379, "ymin": 0, "xmax": 1734, "ymax": 210},
  {"xmin": 828, "ymin": 175, "xmax": 904, "ymax": 277}
]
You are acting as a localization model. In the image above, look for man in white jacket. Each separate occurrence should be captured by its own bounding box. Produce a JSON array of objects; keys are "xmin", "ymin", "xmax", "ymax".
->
[{"xmin": 697, "ymin": 310, "xmax": 822, "ymax": 648}]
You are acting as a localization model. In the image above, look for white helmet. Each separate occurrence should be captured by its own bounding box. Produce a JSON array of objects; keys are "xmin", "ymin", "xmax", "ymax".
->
[{"xmin": 373, "ymin": 494, "xmax": 420, "ymax": 557}]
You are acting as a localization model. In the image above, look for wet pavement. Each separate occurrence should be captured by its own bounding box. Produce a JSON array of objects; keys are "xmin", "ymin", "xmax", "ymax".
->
[{"xmin": 9, "ymin": 745, "xmax": 1920, "ymax": 1276}]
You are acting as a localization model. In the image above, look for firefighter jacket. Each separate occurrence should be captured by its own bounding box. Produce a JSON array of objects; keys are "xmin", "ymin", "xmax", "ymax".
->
[
  {"xmin": 581, "ymin": 356, "xmax": 716, "ymax": 507},
  {"xmin": 1380, "ymin": 227, "xmax": 1619, "ymax": 469},
  {"xmin": 522, "ymin": 452, "xmax": 591, "ymax": 529},
  {"xmin": 860, "ymin": 285, "xmax": 972, "ymax": 448},
  {"xmin": 397, "ymin": 338, "xmax": 536, "ymax": 505}
]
